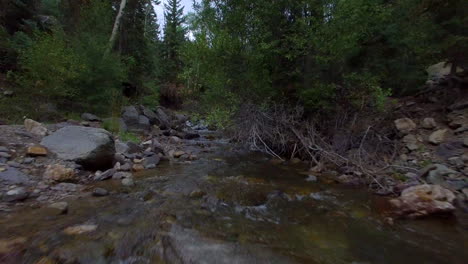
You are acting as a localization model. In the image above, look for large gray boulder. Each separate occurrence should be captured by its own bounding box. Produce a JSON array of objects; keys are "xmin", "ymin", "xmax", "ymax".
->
[
  {"xmin": 41, "ymin": 126, "xmax": 115, "ymax": 170},
  {"xmin": 122, "ymin": 106, "xmax": 151, "ymax": 132}
]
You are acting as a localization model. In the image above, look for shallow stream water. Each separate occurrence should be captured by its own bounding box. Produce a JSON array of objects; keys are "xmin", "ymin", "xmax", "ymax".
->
[{"xmin": 0, "ymin": 136, "xmax": 467, "ymax": 263}]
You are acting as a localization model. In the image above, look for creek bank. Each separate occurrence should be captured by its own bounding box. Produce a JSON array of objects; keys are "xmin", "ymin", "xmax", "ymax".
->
[{"xmin": 0, "ymin": 105, "xmax": 214, "ymax": 212}]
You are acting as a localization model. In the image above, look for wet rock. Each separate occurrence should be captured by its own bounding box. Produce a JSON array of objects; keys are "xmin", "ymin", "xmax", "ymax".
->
[
  {"xmin": 23, "ymin": 157, "xmax": 34, "ymax": 164},
  {"xmin": 26, "ymin": 145, "xmax": 48, "ymax": 156},
  {"xmin": 132, "ymin": 164, "xmax": 144, "ymax": 172},
  {"xmin": 394, "ymin": 118, "xmax": 416, "ymax": 134},
  {"xmin": 173, "ymin": 151, "xmax": 185, "ymax": 158},
  {"xmin": 0, "ymin": 152, "xmax": 11, "ymax": 159},
  {"xmin": 305, "ymin": 175, "xmax": 318, "ymax": 182},
  {"xmin": 162, "ymin": 224, "xmax": 294, "ymax": 264},
  {"xmin": 81, "ymin": 113, "xmax": 101, "ymax": 122},
  {"xmin": 0, "ymin": 237, "xmax": 27, "ymax": 255},
  {"xmin": 429, "ymin": 129, "xmax": 449, "ymax": 145},
  {"xmin": 43, "ymin": 164, "xmax": 75, "ymax": 183},
  {"xmin": 421, "ymin": 118, "xmax": 437, "ymax": 129},
  {"xmin": 121, "ymin": 178, "xmax": 134, "ymax": 186},
  {"xmin": 112, "ymin": 171, "xmax": 132, "ymax": 179},
  {"xmin": 118, "ymin": 163, "xmax": 132, "ymax": 172},
  {"xmin": 24, "ymin": 119, "xmax": 48, "ymax": 136},
  {"xmin": 63, "ymin": 224, "xmax": 97, "ymax": 235},
  {"xmin": 41, "ymin": 126, "xmax": 115, "ymax": 170},
  {"xmin": 92, "ymin": 188, "xmax": 109, "ymax": 197},
  {"xmin": 0, "ymin": 146, "xmax": 9, "ymax": 152},
  {"xmin": 4, "ymin": 187, "xmax": 28, "ymax": 202},
  {"xmin": 390, "ymin": 184, "xmax": 456, "ymax": 218},
  {"xmin": 47, "ymin": 201, "xmax": 68, "ymax": 215},
  {"xmin": 143, "ymin": 155, "xmax": 160, "ymax": 169},
  {"xmin": 93, "ymin": 168, "xmax": 115, "ymax": 181},
  {"xmin": 0, "ymin": 167, "xmax": 30, "ymax": 184}
]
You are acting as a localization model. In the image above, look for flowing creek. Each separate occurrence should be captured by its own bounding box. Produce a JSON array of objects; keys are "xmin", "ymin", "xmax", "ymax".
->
[{"xmin": 1, "ymin": 136, "xmax": 467, "ymax": 264}]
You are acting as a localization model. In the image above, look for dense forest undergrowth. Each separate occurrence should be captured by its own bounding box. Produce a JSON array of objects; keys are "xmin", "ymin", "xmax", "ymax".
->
[{"xmin": 1, "ymin": 0, "xmax": 467, "ymax": 175}]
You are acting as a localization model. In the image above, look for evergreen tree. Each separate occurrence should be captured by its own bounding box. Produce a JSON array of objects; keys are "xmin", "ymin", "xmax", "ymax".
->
[{"xmin": 163, "ymin": 0, "xmax": 186, "ymax": 81}]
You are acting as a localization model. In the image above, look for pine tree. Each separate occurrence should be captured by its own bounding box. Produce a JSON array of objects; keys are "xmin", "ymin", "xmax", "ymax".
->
[{"xmin": 163, "ymin": 0, "xmax": 186, "ymax": 81}]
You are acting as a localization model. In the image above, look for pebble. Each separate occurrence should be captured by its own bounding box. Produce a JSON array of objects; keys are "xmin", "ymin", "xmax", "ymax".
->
[
  {"xmin": 122, "ymin": 178, "xmax": 135, "ymax": 186},
  {"xmin": 113, "ymin": 171, "xmax": 132, "ymax": 179},
  {"xmin": 92, "ymin": 188, "xmax": 109, "ymax": 197},
  {"xmin": 0, "ymin": 152, "xmax": 11, "ymax": 159},
  {"xmin": 47, "ymin": 202, "xmax": 68, "ymax": 215},
  {"xmin": 4, "ymin": 187, "xmax": 29, "ymax": 202}
]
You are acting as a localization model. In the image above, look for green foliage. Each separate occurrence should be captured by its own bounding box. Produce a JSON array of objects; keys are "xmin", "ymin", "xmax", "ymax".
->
[
  {"xmin": 15, "ymin": 28, "xmax": 85, "ymax": 100},
  {"xmin": 140, "ymin": 80, "xmax": 160, "ymax": 108},
  {"xmin": 103, "ymin": 117, "xmax": 121, "ymax": 134},
  {"xmin": 119, "ymin": 131, "xmax": 140, "ymax": 143}
]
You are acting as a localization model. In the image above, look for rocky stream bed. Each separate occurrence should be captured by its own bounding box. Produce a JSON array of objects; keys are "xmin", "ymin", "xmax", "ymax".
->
[{"xmin": 0, "ymin": 105, "xmax": 467, "ymax": 263}]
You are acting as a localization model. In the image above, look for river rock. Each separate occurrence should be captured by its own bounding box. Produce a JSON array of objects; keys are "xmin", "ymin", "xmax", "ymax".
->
[
  {"xmin": 390, "ymin": 184, "xmax": 456, "ymax": 218},
  {"xmin": 115, "ymin": 141, "xmax": 130, "ymax": 154},
  {"xmin": 0, "ymin": 146, "xmax": 9, "ymax": 152},
  {"xmin": 41, "ymin": 126, "xmax": 115, "ymax": 170},
  {"xmin": 121, "ymin": 178, "xmax": 135, "ymax": 186},
  {"xmin": 421, "ymin": 164, "xmax": 458, "ymax": 185},
  {"xmin": 24, "ymin": 119, "xmax": 48, "ymax": 136},
  {"xmin": 112, "ymin": 172, "xmax": 132, "ymax": 179},
  {"xmin": 429, "ymin": 129, "xmax": 449, "ymax": 145},
  {"xmin": 173, "ymin": 151, "xmax": 185, "ymax": 158},
  {"xmin": 143, "ymin": 155, "xmax": 160, "ymax": 169},
  {"xmin": 4, "ymin": 187, "xmax": 28, "ymax": 202},
  {"xmin": 0, "ymin": 152, "xmax": 11, "ymax": 159},
  {"xmin": 0, "ymin": 167, "xmax": 30, "ymax": 184},
  {"xmin": 92, "ymin": 188, "xmax": 109, "ymax": 197},
  {"xmin": 394, "ymin": 118, "xmax": 416, "ymax": 134},
  {"xmin": 81, "ymin": 113, "xmax": 101, "ymax": 122},
  {"xmin": 464, "ymin": 137, "xmax": 468, "ymax": 147},
  {"xmin": 93, "ymin": 168, "xmax": 115, "ymax": 181},
  {"xmin": 47, "ymin": 201, "xmax": 68, "ymax": 215},
  {"xmin": 156, "ymin": 107, "xmax": 171, "ymax": 128},
  {"xmin": 43, "ymin": 164, "xmax": 76, "ymax": 182},
  {"xmin": 26, "ymin": 145, "xmax": 48, "ymax": 156},
  {"xmin": 421, "ymin": 118, "xmax": 437, "ymax": 129},
  {"xmin": 402, "ymin": 134, "xmax": 420, "ymax": 151},
  {"xmin": 141, "ymin": 106, "xmax": 158, "ymax": 124},
  {"xmin": 132, "ymin": 164, "xmax": 144, "ymax": 172},
  {"xmin": 122, "ymin": 106, "xmax": 139, "ymax": 125}
]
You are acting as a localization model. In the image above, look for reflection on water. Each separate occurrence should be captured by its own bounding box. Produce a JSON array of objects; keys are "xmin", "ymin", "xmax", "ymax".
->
[{"xmin": 0, "ymin": 144, "xmax": 467, "ymax": 264}]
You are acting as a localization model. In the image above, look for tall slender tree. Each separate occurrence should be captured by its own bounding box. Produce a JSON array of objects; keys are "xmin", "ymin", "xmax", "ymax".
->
[{"xmin": 163, "ymin": 0, "xmax": 186, "ymax": 81}]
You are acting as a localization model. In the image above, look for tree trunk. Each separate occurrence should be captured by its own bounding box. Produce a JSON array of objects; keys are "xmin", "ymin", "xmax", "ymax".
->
[{"xmin": 107, "ymin": 0, "xmax": 127, "ymax": 54}]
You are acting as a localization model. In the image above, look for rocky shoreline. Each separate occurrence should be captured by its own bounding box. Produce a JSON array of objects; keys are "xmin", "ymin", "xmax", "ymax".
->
[{"xmin": 0, "ymin": 106, "xmax": 212, "ymax": 213}]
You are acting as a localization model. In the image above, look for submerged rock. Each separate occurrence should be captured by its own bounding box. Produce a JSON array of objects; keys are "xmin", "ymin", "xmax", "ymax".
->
[
  {"xmin": 47, "ymin": 201, "xmax": 68, "ymax": 215},
  {"xmin": 41, "ymin": 126, "xmax": 115, "ymax": 170},
  {"xmin": 390, "ymin": 184, "xmax": 456, "ymax": 218},
  {"xmin": 4, "ymin": 187, "xmax": 28, "ymax": 202},
  {"xmin": 63, "ymin": 224, "xmax": 97, "ymax": 235}
]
